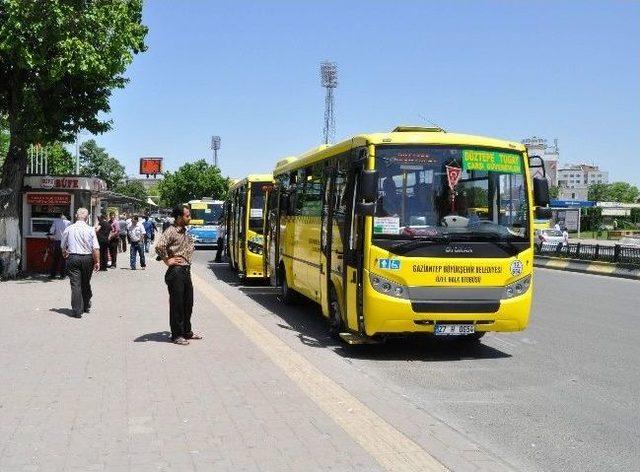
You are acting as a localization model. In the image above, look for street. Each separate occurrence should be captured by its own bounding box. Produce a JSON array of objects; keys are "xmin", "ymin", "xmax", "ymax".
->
[{"xmin": 0, "ymin": 250, "xmax": 637, "ymax": 471}]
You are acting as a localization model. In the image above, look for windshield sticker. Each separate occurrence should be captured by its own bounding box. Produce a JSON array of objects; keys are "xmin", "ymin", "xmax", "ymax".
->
[
  {"xmin": 250, "ymin": 208, "xmax": 263, "ymax": 218},
  {"xmin": 379, "ymin": 259, "xmax": 400, "ymax": 270},
  {"xmin": 373, "ymin": 217, "xmax": 400, "ymax": 235},
  {"xmin": 462, "ymin": 150, "xmax": 522, "ymax": 174}
]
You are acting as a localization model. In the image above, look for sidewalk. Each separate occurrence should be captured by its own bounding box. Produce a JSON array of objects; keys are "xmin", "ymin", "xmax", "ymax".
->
[{"xmin": 0, "ymin": 257, "xmax": 381, "ymax": 471}]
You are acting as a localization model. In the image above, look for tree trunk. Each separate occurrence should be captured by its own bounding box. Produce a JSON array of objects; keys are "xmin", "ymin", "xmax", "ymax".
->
[{"xmin": 0, "ymin": 128, "xmax": 28, "ymax": 278}]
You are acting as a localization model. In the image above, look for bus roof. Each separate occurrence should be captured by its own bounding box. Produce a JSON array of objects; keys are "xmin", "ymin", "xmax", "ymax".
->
[
  {"xmin": 228, "ymin": 173, "xmax": 273, "ymax": 191},
  {"xmin": 274, "ymin": 126, "xmax": 526, "ymax": 175}
]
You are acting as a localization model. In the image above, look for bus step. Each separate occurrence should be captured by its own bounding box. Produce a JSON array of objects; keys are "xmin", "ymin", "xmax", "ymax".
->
[{"xmin": 338, "ymin": 333, "xmax": 381, "ymax": 345}]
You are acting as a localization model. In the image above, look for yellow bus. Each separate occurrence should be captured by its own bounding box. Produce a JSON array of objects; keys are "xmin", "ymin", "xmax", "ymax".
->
[
  {"xmin": 264, "ymin": 126, "xmax": 550, "ymax": 342},
  {"xmin": 226, "ymin": 174, "xmax": 273, "ymax": 280}
]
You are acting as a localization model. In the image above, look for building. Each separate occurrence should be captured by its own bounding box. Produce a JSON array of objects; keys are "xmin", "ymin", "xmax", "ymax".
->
[
  {"xmin": 557, "ymin": 164, "xmax": 608, "ymax": 189},
  {"xmin": 521, "ymin": 137, "xmax": 559, "ymax": 186}
]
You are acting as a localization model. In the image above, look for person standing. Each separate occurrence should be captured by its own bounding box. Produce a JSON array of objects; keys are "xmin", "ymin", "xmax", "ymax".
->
[
  {"xmin": 95, "ymin": 215, "xmax": 112, "ymax": 271},
  {"xmin": 155, "ymin": 205, "xmax": 202, "ymax": 345},
  {"xmin": 128, "ymin": 215, "xmax": 146, "ymax": 270},
  {"xmin": 47, "ymin": 213, "xmax": 70, "ymax": 278},
  {"xmin": 108, "ymin": 212, "xmax": 120, "ymax": 268},
  {"xmin": 118, "ymin": 215, "xmax": 128, "ymax": 252},
  {"xmin": 142, "ymin": 216, "xmax": 157, "ymax": 253},
  {"xmin": 61, "ymin": 208, "xmax": 100, "ymax": 318},
  {"xmin": 562, "ymin": 227, "xmax": 569, "ymax": 246}
]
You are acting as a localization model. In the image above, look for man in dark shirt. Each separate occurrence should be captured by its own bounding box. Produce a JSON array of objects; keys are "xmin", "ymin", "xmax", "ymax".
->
[
  {"xmin": 155, "ymin": 206, "xmax": 201, "ymax": 345},
  {"xmin": 96, "ymin": 215, "xmax": 112, "ymax": 271}
]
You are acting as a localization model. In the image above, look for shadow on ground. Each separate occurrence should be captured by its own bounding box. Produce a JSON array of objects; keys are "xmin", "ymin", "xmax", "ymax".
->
[
  {"xmin": 134, "ymin": 331, "xmax": 172, "ymax": 343},
  {"xmin": 206, "ymin": 259, "xmax": 511, "ymax": 362},
  {"xmin": 49, "ymin": 308, "xmax": 77, "ymax": 318}
]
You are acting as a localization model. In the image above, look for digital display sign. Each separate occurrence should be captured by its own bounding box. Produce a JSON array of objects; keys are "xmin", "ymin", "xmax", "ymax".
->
[{"xmin": 140, "ymin": 157, "xmax": 163, "ymax": 176}]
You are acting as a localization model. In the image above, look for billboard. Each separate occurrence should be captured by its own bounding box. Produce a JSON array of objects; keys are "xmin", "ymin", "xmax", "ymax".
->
[{"xmin": 139, "ymin": 157, "xmax": 163, "ymax": 176}]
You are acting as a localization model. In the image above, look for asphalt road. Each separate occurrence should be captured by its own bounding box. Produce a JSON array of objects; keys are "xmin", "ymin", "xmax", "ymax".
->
[{"xmin": 192, "ymin": 251, "xmax": 639, "ymax": 472}]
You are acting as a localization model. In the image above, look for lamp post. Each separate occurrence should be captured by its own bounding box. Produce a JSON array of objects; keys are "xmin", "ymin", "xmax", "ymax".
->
[{"xmin": 211, "ymin": 136, "xmax": 221, "ymax": 168}]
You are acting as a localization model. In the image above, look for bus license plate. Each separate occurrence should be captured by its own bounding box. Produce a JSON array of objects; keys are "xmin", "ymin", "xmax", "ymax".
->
[{"xmin": 434, "ymin": 324, "xmax": 475, "ymax": 335}]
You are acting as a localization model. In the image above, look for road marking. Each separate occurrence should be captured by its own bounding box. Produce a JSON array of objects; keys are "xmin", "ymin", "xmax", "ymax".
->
[{"xmin": 191, "ymin": 271, "xmax": 448, "ymax": 472}]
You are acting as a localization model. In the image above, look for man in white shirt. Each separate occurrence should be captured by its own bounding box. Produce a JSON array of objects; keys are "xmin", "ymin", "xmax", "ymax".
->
[
  {"xmin": 47, "ymin": 213, "xmax": 70, "ymax": 278},
  {"xmin": 61, "ymin": 208, "xmax": 100, "ymax": 318},
  {"xmin": 127, "ymin": 215, "xmax": 147, "ymax": 270}
]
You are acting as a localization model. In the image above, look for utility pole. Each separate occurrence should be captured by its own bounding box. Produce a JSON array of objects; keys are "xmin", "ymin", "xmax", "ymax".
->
[
  {"xmin": 211, "ymin": 136, "xmax": 221, "ymax": 168},
  {"xmin": 320, "ymin": 61, "xmax": 337, "ymax": 144}
]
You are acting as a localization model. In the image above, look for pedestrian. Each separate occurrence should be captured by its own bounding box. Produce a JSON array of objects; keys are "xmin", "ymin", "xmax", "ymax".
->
[
  {"xmin": 47, "ymin": 212, "xmax": 70, "ymax": 278},
  {"xmin": 554, "ymin": 222, "xmax": 561, "ymax": 232},
  {"xmin": 118, "ymin": 215, "xmax": 128, "ymax": 252},
  {"xmin": 214, "ymin": 214, "xmax": 225, "ymax": 263},
  {"xmin": 155, "ymin": 205, "xmax": 202, "ymax": 345},
  {"xmin": 95, "ymin": 215, "xmax": 112, "ymax": 271},
  {"xmin": 60, "ymin": 208, "xmax": 100, "ymax": 318},
  {"xmin": 142, "ymin": 216, "xmax": 157, "ymax": 253},
  {"xmin": 128, "ymin": 215, "xmax": 146, "ymax": 270},
  {"xmin": 562, "ymin": 227, "xmax": 569, "ymax": 246},
  {"xmin": 108, "ymin": 212, "xmax": 120, "ymax": 268}
]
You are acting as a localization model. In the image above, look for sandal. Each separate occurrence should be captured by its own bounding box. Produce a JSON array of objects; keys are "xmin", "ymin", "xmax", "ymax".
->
[
  {"xmin": 187, "ymin": 333, "xmax": 203, "ymax": 340},
  {"xmin": 173, "ymin": 337, "xmax": 189, "ymax": 345}
]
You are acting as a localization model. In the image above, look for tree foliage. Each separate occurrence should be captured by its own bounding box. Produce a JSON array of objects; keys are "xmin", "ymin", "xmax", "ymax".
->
[
  {"xmin": 114, "ymin": 180, "xmax": 148, "ymax": 203},
  {"xmin": 158, "ymin": 160, "xmax": 229, "ymax": 207},
  {"xmin": 588, "ymin": 182, "xmax": 640, "ymax": 203},
  {"xmin": 0, "ymin": 0, "xmax": 147, "ymax": 215},
  {"xmin": 549, "ymin": 185, "xmax": 559, "ymax": 199},
  {"xmin": 47, "ymin": 143, "xmax": 75, "ymax": 175},
  {"xmin": 0, "ymin": 116, "xmax": 8, "ymax": 169},
  {"xmin": 79, "ymin": 139, "xmax": 125, "ymax": 189}
]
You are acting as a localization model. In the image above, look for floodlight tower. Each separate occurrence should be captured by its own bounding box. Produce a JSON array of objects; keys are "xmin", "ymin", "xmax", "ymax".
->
[
  {"xmin": 211, "ymin": 135, "xmax": 221, "ymax": 167},
  {"xmin": 320, "ymin": 61, "xmax": 338, "ymax": 144}
]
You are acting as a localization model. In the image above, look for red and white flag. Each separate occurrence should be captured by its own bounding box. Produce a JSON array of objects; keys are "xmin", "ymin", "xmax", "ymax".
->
[{"xmin": 445, "ymin": 165, "xmax": 462, "ymax": 190}]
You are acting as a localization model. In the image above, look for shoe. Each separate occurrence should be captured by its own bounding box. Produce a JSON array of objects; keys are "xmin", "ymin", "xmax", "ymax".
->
[
  {"xmin": 141, "ymin": 267, "xmax": 146, "ymax": 270},
  {"xmin": 84, "ymin": 301, "xmax": 91, "ymax": 313},
  {"xmin": 48, "ymin": 274, "xmax": 56, "ymax": 279},
  {"xmin": 173, "ymin": 337, "xmax": 189, "ymax": 345},
  {"xmin": 131, "ymin": 267, "xmax": 136, "ymax": 270},
  {"xmin": 74, "ymin": 313, "xmax": 82, "ymax": 318}
]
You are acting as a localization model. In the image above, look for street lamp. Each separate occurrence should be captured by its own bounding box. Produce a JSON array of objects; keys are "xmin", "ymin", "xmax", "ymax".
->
[{"xmin": 211, "ymin": 136, "xmax": 221, "ymax": 168}]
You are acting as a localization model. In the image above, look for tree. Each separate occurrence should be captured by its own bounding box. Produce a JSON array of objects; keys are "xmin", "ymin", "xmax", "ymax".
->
[
  {"xmin": 114, "ymin": 180, "xmax": 148, "ymax": 203},
  {"xmin": 158, "ymin": 160, "xmax": 229, "ymax": 207},
  {"xmin": 0, "ymin": 0, "xmax": 147, "ymax": 276},
  {"xmin": 549, "ymin": 185, "xmax": 559, "ymax": 199},
  {"xmin": 588, "ymin": 183, "xmax": 609, "ymax": 202},
  {"xmin": 79, "ymin": 139, "xmax": 126, "ymax": 189},
  {"xmin": 0, "ymin": 116, "xmax": 8, "ymax": 170},
  {"xmin": 606, "ymin": 182, "xmax": 639, "ymax": 204},
  {"xmin": 47, "ymin": 143, "xmax": 75, "ymax": 175}
]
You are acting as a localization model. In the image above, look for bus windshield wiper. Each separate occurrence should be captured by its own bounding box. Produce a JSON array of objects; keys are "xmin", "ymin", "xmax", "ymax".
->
[{"xmin": 388, "ymin": 235, "xmax": 450, "ymax": 253}]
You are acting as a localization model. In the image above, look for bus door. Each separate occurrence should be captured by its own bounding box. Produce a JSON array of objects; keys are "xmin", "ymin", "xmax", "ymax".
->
[
  {"xmin": 238, "ymin": 185, "xmax": 248, "ymax": 274},
  {"xmin": 263, "ymin": 185, "xmax": 279, "ymax": 285},
  {"xmin": 321, "ymin": 152, "xmax": 362, "ymax": 333}
]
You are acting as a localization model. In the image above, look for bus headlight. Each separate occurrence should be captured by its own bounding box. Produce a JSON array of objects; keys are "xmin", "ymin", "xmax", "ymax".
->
[
  {"xmin": 502, "ymin": 275, "xmax": 531, "ymax": 299},
  {"xmin": 369, "ymin": 273, "xmax": 408, "ymax": 299},
  {"xmin": 247, "ymin": 240, "xmax": 263, "ymax": 254}
]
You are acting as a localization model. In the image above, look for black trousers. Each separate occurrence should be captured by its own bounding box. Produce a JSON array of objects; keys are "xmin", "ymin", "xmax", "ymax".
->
[
  {"xmin": 214, "ymin": 237, "xmax": 224, "ymax": 262},
  {"xmin": 49, "ymin": 240, "xmax": 66, "ymax": 276},
  {"xmin": 67, "ymin": 254, "xmax": 94, "ymax": 316},
  {"xmin": 108, "ymin": 238, "xmax": 119, "ymax": 268},
  {"xmin": 119, "ymin": 234, "xmax": 127, "ymax": 252},
  {"xmin": 165, "ymin": 265, "xmax": 193, "ymax": 340},
  {"xmin": 98, "ymin": 241, "xmax": 109, "ymax": 270}
]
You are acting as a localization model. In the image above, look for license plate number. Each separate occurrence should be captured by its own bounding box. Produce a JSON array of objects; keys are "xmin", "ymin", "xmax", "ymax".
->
[{"xmin": 434, "ymin": 324, "xmax": 475, "ymax": 335}]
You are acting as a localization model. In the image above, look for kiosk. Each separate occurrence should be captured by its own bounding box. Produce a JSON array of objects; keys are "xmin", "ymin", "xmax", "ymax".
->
[{"xmin": 22, "ymin": 175, "xmax": 106, "ymax": 273}]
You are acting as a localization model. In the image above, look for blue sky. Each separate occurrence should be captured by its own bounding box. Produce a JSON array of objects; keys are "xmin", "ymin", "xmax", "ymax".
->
[{"xmin": 91, "ymin": 0, "xmax": 640, "ymax": 185}]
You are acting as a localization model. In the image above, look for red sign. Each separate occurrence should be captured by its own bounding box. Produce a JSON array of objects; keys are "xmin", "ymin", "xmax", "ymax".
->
[
  {"xmin": 27, "ymin": 193, "xmax": 71, "ymax": 205},
  {"xmin": 445, "ymin": 165, "xmax": 462, "ymax": 190},
  {"xmin": 140, "ymin": 157, "xmax": 163, "ymax": 175}
]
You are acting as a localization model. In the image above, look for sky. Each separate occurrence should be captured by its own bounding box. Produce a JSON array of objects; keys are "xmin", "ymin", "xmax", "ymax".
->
[{"xmin": 90, "ymin": 0, "xmax": 640, "ymax": 185}]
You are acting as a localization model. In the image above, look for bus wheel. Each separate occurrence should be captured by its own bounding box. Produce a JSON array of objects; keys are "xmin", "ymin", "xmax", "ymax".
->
[
  {"xmin": 280, "ymin": 269, "xmax": 297, "ymax": 304},
  {"xmin": 328, "ymin": 287, "xmax": 344, "ymax": 336}
]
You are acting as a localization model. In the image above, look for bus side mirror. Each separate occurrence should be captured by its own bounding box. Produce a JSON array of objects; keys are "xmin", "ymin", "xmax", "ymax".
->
[
  {"xmin": 356, "ymin": 202, "xmax": 376, "ymax": 216},
  {"xmin": 360, "ymin": 170, "xmax": 379, "ymax": 203},
  {"xmin": 533, "ymin": 177, "xmax": 550, "ymax": 207},
  {"xmin": 535, "ymin": 207, "xmax": 553, "ymax": 219}
]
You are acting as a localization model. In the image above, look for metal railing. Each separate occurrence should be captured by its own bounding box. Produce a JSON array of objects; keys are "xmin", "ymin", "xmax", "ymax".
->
[{"xmin": 535, "ymin": 242, "xmax": 640, "ymax": 266}]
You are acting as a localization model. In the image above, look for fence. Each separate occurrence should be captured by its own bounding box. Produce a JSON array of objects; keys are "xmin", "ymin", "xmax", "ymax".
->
[{"xmin": 535, "ymin": 242, "xmax": 640, "ymax": 266}]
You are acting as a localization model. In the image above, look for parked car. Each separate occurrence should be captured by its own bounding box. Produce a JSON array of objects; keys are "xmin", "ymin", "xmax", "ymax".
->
[
  {"xmin": 536, "ymin": 229, "xmax": 565, "ymax": 248},
  {"xmin": 619, "ymin": 237, "xmax": 640, "ymax": 247}
]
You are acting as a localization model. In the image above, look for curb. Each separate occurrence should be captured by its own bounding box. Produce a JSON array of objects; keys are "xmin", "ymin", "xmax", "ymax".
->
[{"xmin": 534, "ymin": 255, "xmax": 640, "ymax": 280}]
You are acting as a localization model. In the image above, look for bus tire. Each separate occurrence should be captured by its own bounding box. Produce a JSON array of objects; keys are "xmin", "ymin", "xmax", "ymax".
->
[
  {"xmin": 280, "ymin": 267, "xmax": 297, "ymax": 305},
  {"xmin": 328, "ymin": 285, "xmax": 344, "ymax": 336}
]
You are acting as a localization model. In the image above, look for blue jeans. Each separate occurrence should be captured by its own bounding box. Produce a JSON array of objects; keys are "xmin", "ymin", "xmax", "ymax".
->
[
  {"xmin": 144, "ymin": 237, "xmax": 152, "ymax": 253},
  {"xmin": 130, "ymin": 241, "xmax": 146, "ymax": 269}
]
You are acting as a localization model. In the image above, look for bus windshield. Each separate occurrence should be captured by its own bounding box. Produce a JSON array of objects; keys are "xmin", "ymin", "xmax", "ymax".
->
[
  {"xmin": 374, "ymin": 146, "xmax": 529, "ymax": 242},
  {"xmin": 190, "ymin": 204, "xmax": 223, "ymax": 225},
  {"xmin": 249, "ymin": 183, "xmax": 269, "ymax": 234}
]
